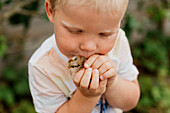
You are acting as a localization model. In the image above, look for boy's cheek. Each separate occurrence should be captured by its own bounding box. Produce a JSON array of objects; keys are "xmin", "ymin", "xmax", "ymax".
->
[
  {"xmin": 55, "ymin": 32, "xmax": 78, "ymax": 52},
  {"xmin": 58, "ymin": 43, "xmax": 76, "ymax": 54}
]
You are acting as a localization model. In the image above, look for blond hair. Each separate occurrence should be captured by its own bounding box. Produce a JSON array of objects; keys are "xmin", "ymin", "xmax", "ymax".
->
[{"xmin": 49, "ymin": 0, "xmax": 129, "ymax": 16}]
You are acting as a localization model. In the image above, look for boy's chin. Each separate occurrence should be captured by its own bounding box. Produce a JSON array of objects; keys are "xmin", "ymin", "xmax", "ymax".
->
[
  {"xmin": 63, "ymin": 53, "xmax": 75, "ymax": 58},
  {"xmin": 66, "ymin": 53, "xmax": 81, "ymax": 58}
]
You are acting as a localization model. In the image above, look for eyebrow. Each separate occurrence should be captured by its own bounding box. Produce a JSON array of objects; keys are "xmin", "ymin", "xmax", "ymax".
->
[
  {"xmin": 103, "ymin": 28, "xmax": 119, "ymax": 34},
  {"xmin": 61, "ymin": 21, "xmax": 83, "ymax": 29},
  {"xmin": 61, "ymin": 20, "xmax": 119, "ymax": 33}
]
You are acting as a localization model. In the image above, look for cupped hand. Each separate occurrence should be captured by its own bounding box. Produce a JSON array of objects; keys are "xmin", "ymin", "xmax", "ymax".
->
[
  {"xmin": 73, "ymin": 68, "xmax": 107, "ymax": 97},
  {"xmin": 84, "ymin": 54, "xmax": 117, "ymax": 87}
]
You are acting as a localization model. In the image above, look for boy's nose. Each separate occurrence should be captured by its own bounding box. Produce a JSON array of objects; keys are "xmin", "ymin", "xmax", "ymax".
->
[{"xmin": 79, "ymin": 40, "xmax": 97, "ymax": 52}]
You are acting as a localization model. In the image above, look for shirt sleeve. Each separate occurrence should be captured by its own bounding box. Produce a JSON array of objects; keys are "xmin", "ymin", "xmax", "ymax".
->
[
  {"xmin": 117, "ymin": 32, "xmax": 139, "ymax": 81},
  {"xmin": 28, "ymin": 62, "xmax": 68, "ymax": 113}
]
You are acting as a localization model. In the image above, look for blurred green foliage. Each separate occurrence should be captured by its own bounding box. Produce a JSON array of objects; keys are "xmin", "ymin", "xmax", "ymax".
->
[
  {"xmin": 9, "ymin": 1, "xmax": 39, "ymax": 28},
  {"xmin": 123, "ymin": 1, "xmax": 170, "ymax": 113},
  {"xmin": 0, "ymin": 0, "xmax": 170, "ymax": 113},
  {"xmin": 133, "ymin": 30, "xmax": 170, "ymax": 76},
  {"xmin": 0, "ymin": 2, "xmax": 2, "ymax": 9},
  {"xmin": 136, "ymin": 75, "xmax": 170, "ymax": 113},
  {"xmin": 124, "ymin": 13, "xmax": 139, "ymax": 38},
  {"xmin": 0, "ymin": 0, "xmax": 39, "ymax": 113},
  {"xmin": 0, "ymin": 66, "xmax": 35, "ymax": 113},
  {"xmin": 0, "ymin": 35, "xmax": 7, "ymax": 57}
]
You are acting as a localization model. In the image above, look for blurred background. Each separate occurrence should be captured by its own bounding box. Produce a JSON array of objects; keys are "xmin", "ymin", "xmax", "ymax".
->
[{"xmin": 0, "ymin": 0, "xmax": 169, "ymax": 113}]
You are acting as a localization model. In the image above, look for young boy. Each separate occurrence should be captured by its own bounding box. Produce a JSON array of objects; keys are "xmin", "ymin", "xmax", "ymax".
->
[{"xmin": 28, "ymin": 0, "xmax": 140, "ymax": 113}]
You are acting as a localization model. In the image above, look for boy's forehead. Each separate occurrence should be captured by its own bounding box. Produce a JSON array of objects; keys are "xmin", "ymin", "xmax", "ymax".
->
[{"xmin": 53, "ymin": 0, "xmax": 128, "ymax": 16}]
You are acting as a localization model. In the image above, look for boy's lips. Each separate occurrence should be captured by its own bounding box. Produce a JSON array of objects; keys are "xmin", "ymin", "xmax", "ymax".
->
[
  {"xmin": 72, "ymin": 54, "xmax": 92, "ymax": 58},
  {"xmin": 70, "ymin": 51, "xmax": 97, "ymax": 58}
]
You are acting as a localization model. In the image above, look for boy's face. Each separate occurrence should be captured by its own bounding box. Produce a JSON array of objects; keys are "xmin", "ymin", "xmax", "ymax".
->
[{"xmin": 47, "ymin": 3, "xmax": 123, "ymax": 58}]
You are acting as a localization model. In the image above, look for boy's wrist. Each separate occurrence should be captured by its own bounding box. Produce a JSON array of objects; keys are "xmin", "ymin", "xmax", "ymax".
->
[
  {"xmin": 65, "ymin": 89, "xmax": 101, "ymax": 113},
  {"xmin": 76, "ymin": 89, "xmax": 101, "ymax": 101}
]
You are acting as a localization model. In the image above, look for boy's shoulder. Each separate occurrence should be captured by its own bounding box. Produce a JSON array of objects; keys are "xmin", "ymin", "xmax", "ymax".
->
[
  {"xmin": 33, "ymin": 47, "xmax": 69, "ymax": 76},
  {"xmin": 28, "ymin": 34, "xmax": 71, "ymax": 79},
  {"xmin": 29, "ymin": 34, "xmax": 68, "ymax": 65},
  {"xmin": 29, "ymin": 34, "xmax": 55, "ymax": 65}
]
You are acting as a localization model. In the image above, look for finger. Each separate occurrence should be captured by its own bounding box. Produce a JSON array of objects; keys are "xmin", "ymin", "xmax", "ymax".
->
[
  {"xmin": 89, "ymin": 69, "xmax": 99, "ymax": 92},
  {"xmin": 91, "ymin": 55, "xmax": 109, "ymax": 69},
  {"xmin": 73, "ymin": 68, "xmax": 85, "ymax": 86},
  {"xmin": 98, "ymin": 61, "xmax": 114, "ymax": 75},
  {"xmin": 84, "ymin": 54, "xmax": 99, "ymax": 68},
  {"xmin": 99, "ymin": 79, "xmax": 107, "ymax": 88},
  {"xmin": 100, "ymin": 68, "xmax": 117, "ymax": 80},
  {"xmin": 80, "ymin": 68, "xmax": 92, "ymax": 89}
]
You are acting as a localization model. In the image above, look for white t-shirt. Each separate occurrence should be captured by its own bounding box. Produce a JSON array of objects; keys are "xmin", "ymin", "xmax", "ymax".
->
[{"xmin": 28, "ymin": 29, "xmax": 139, "ymax": 113}]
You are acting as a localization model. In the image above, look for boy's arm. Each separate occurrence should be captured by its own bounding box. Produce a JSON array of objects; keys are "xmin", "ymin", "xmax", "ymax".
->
[
  {"xmin": 56, "ymin": 89, "xmax": 101, "ymax": 113},
  {"xmin": 103, "ymin": 30, "xmax": 140, "ymax": 111},
  {"xmin": 57, "ymin": 68, "xmax": 107, "ymax": 113},
  {"xmin": 104, "ymin": 76, "xmax": 140, "ymax": 111}
]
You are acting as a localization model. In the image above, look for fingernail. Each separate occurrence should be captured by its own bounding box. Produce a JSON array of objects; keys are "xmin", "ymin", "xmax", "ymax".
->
[
  {"xmin": 100, "ymin": 75, "xmax": 104, "ymax": 80},
  {"xmin": 94, "ymin": 69, "xmax": 98, "ymax": 72},
  {"xmin": 84, "ymin": 63, "xmax": 88, "ymax": 68},
  {"xmin": 88, "ymin": 68, "xmax": 92, "ymax": 71},
  {"xmin": 94, "ymin": 69, "xmax": 98, "ymax": 73}
]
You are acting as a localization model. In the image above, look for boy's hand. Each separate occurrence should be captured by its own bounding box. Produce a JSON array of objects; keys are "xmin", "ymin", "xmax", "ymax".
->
[
  {"xmin": 84, "ymin": 54, "xmax": 117, "ymax": 87},
  {"xmin": 73, "ymin": 68, "xmax": 107, "ymax": 97}
]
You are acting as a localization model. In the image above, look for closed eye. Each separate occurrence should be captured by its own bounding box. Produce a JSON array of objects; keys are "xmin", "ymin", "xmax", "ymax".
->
[
  {"xmin": 64, "ymin": 26, "xmax": 83, "ymax": 34},
  {"xmin": 99, "ymin": 33, "xmax": 112, "ymax": 37},
  {"xmin": 69, "ymin": 29, "xmax": 83, "ymax": 34}
]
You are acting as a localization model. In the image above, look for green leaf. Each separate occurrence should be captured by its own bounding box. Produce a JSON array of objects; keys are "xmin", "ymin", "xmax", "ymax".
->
[
  {"xmin": 160, "ymin": 88, "xmax": 170, "ymax": 109},
  {"xmin": 166, "ymin": 108, "xmax": 170, "ymax": 113},
  {"xmin": 139, "ymin": 95, "xmax": 154, "ymax": 107},
  {"xmin": 123, "ymin": 13, "xmax": 139, "ymax": 38},
  {"xmin": 151, "ymin": 86, "xmax": 162, "ymax": 102},
  {"xmin": 139, "ymin": 76, "xmax": 153, "ymax": 94},
  {"xmin": 0, "ymin": 35, "xmax": 7, "ymax": 57},
  {"xmin": 14, "ymin": 78, "xmax": 30, "ymax": 95},
  {"xmin": 12, "ymin": 100, "xmax": 36, "ymax": 113},
  {"xmin": 0, "ymin": 2, "xmax": 2, "ymax": 9},
  {"xmin": 0, "ymin": 85, "xmax": 15, "ymax": 105},
  {"xmin": 3, "ymin": 67, "xmax": 18, "ymax": 82}
]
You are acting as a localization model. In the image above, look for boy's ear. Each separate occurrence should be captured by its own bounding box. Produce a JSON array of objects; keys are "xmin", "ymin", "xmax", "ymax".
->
[{"xmin": 45, "ymin": 0, "xmax": 54, "ymax": 23}]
